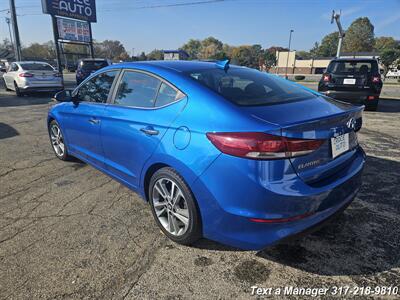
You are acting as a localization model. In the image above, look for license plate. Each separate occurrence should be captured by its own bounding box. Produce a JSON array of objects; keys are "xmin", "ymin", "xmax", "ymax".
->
[
  {"xmin": 331, "ymin": 133, "xmax": 349, "ymax": 158},
  {"xmin": 343, "ymin": 78, "xmax": 356, "ymax": 85}
]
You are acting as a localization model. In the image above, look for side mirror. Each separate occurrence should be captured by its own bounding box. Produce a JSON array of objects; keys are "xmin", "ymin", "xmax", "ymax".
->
[{"xmin": 53, "ymin": 90, "xmax": 73, "ymax": 102}]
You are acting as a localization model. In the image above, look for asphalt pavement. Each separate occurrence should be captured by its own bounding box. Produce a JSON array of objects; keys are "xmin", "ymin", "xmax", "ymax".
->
[{"xmin": 0, "ymin": 78, "xmax": 399, "ymax": 299}]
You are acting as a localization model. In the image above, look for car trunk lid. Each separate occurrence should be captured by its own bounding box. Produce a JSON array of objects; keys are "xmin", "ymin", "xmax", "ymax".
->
[{"xmin": 243, "ymin": 96, "xmax": 363, "ymax": 183}]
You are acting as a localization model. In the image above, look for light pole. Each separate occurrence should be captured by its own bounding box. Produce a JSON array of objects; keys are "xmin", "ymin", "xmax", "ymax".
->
[{"xmin": 285, "ymin": 29, "xmax": 294, "ymax": 80}]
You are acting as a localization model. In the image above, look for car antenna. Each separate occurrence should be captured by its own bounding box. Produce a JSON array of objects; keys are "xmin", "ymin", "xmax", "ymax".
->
[{"xmin": 216, "ymin": 59, "xmax": 230, "ymax": 71}]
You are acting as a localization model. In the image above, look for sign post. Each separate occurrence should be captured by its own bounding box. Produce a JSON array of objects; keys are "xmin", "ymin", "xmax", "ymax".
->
[{"xmin": 42, "ymin": 0, "xmax": 97, "ymax": 88}]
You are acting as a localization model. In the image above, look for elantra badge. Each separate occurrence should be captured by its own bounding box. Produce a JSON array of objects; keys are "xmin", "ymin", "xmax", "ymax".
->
[{"xmin": 346, "ymin": 118, "xmax": 356, "ymax": 130}]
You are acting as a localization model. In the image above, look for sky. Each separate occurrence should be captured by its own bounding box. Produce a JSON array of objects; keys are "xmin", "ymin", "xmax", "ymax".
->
[{"xmin": 1, "ymin": 0, "xmax": 399, "ymax": 55}]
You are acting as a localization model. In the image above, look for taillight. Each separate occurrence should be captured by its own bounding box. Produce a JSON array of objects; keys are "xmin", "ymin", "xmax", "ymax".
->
[
  {"xmin": 19, "ymin": 72, "xmax": 34, "ymax": 77},
  {"xmin": 372, "ymin": 76, "xmax": 381, "ymax": 83},
  {"xmin": 206, "ymin": 132, "xmax": 324, "ymax": 159},
  {"xmin": 322, "ymin": 74, "xmax": 331, "ymax": 82}
]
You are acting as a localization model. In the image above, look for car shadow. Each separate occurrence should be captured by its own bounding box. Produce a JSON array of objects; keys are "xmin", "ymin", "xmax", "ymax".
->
[
  {"xmin": 0, "ymin": 123, "xmax": 19, "ymax": 139},
  {"xmin": 256, "ymin": 155, "xmax": 400, "ymax": 276},
  {"xmin": 0, "ymin": 93, "xmax": 55, "ymax": 107}
]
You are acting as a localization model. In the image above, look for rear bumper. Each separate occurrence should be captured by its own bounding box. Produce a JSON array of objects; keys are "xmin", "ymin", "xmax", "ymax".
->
[
  {"xmin": 319, "ymin": 89, "xmax": 380, "ymax": 104},
  {"xmin": 192, "ymin": 147, "xmax": 365, "ymax": 250}
]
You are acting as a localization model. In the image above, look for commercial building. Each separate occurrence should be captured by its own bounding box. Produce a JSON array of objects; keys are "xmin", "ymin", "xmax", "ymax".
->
[{"xmin": 272, "ymin": 50, "xmax": 381, "ymax": 75}]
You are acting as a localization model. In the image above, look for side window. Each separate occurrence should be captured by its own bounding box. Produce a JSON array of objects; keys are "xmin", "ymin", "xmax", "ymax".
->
[
  {"xmin": 77, "ymin": 71, "xmax": 117, "ymax": 103},
  {"xmin": 155, "ymin": 83, "xmax": 179, "ymax": 107},
  {"xmin": 114, "ymin": 71, "xmax": 161, "ymax": 108}
]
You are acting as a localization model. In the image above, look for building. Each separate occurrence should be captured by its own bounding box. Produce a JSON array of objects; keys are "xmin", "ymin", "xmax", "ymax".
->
[
  {"xmin": 273, "ymin": 50, "xmax": 381, "ymax": 75},
  {"xmin": 163, "ymin": 50, "xmax": 189, "ymax": 61}
]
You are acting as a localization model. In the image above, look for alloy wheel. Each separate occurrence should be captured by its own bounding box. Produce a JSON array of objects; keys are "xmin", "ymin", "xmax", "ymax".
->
[
  {"xmin": 152, "ymin": 178, "xmax": 190, "ymax": 236},
  {"xmin": 50, "ymin": 124, "xmax": 65, "ymax": 157}
]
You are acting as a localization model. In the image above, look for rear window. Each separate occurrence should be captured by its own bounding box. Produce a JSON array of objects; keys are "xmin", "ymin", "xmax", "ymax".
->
[
  {"xmin": 20, "ymin": 63, "xmax": 54, "ymax": 71},
  {"xmin": 185, "ymin": 67, "xmax": 315, "ymax": 106},
  {"xmin": 327, "ymin": 60, "xmax": 378, "ymax": 75},
  {"xmin": 81, "ymin": 60, "xmax": 109, "ymax": 71}
]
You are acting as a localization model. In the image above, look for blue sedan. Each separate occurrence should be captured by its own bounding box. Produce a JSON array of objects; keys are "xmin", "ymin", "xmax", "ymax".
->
[{"xmin": 48, "ymin": 60, "xmax": 365, "ymax": 250}]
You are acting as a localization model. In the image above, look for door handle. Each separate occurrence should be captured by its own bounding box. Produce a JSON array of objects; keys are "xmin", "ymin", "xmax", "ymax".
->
[
  {"xmin": 140, "ymin": 127, "xmax": 159, "ymax": 136},
  {"xmin": 88, "ymin": 118, "xmax": 100, "ymax": 125}
]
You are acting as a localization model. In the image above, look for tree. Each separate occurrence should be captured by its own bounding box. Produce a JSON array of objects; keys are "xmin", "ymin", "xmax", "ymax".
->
[
  {"xmin": 343, "ymin": 17, "xmax": 375, "ymax": 53},
  {"xmin": 0, "ymin": 38, "xmax": 13, "ymax": 53},
  {"xmin": 147, "ymin": 49, "xmax": 164, "ymax": 60},
  {"xmin": 314, "ymin": 32, "xmax": 339, "ymax": 57},
  {"xmin": 374, "ymin": 36, "xmax": 399, "ymax": 52},
  {"xmin": 296, "ymin": 50, "xmax": 312, "ymax": 59},
  {"xmin": 199, "ymin": 37, "xmax": 225, "ymax": 60},
  {"xmin": 231, "ymin": 46, "xmax": 253, "ymax": 67},
  {"xmin": 380, "ymin": 49, "xmax": 400, "ymax": 74},
  {"xmin": 180, "ymin": 39, "xmax": 202, "ymax": 60},
  {"xmin": 94, "ymin": 40, "xmax": 129, "ymax": 61},
  {"xmin": 138, "ymin": 51, "xmax": 147, "ymax": 61},
  {"xmin": 21, "ymin": 41, "xmax": 55, "ymax": 60},
  {"xmin": 263, "ymin": 50, "xmax": 276, "ymax": 69}
]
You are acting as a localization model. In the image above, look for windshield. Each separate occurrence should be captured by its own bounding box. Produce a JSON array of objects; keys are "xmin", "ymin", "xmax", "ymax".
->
[
  {"xmin": 81, "ymin": 61, "xmax": 109, "ymax": 71},
  {"xmin": 327, "ymin": 60, "xmax": 378, "ymax": 75},
  {"xmin": 184, "ymin": 67, "xmax": 316, "ymax": 106},
  {"xmin": 20, "ymin": 63, "xmax": 54, "ymax": 71}
]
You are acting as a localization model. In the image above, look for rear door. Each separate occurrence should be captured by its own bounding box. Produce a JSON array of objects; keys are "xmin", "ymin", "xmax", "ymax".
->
[
  {"xmin": 60, "ymin": 70, "xmax": 119, "ymax": 168},
  {"xmin": 101, "ymin": 69, "xmax": 187, "ymax": 189}
]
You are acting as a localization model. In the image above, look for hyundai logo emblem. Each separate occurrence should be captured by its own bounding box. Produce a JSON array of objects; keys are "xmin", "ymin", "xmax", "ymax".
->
[{"xmin": 346, "ymin": 118, "xmax": 356, "ymax": 130}]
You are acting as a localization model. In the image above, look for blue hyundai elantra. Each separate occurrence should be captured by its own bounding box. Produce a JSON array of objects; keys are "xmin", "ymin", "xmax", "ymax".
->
[{"xmin": 48, "ymin": 60, "xmax": 365, "ymax": 250}]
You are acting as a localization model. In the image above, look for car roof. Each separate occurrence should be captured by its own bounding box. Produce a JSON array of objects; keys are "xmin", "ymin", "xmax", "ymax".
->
[
  {"xmin": 14, "ymin": 61, "xmax": 52, "ymax": 64},
  {"xmin": 331, "ymin": 57, "xmax": 378, "ymax": 62},
  {"xmin": 114, "ymin": 60, "xmax": 239, "ymax": 73},
  {"xmin": 79, "ymin": 58, "xmax": 108, "ymax": 62}
]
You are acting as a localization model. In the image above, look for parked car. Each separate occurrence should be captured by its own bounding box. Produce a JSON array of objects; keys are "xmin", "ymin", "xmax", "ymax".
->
[
  {"xmin": 76, "ymin": 58, "xmax": 110, "ymax": 85},
  {"xmin": 2, "ymin": 61, "xmax": 63, "ymax": 96},
  {"xmin": 386, "ymin": 69, "xmax": 400, "ymax": 79},
  {"xmin": 318, "ymin": 58, "xmax": 382, "ymax": 111},
  {"xmin": 48, "ymin": 60, "xmax": 365, "ymax": 250}
]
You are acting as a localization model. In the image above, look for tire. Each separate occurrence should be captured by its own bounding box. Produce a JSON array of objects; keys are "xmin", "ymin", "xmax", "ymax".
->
[
  {"xmin": 149, "ymin": 167, "xmax": 202, "ymax": 245},
  {"xmin": 14, "ymin": 82, "xmax": 23, "ymax": 97},
  {"xmin": 48, "ymin": 120, "xmax": 72, "ymax": 161}
]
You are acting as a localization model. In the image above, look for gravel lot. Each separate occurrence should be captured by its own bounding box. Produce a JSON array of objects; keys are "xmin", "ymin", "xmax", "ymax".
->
[{"xmin": 0, "ymin": 77, "xmax": 399, "ymax": 299}]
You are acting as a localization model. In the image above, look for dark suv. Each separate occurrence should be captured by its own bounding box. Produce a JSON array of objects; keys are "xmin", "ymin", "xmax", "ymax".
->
[
  {"xmin": 76, "ymin": 58, "xmax": 111, "ymax": 85},
  {"xmin": 318, "ymin": 58, "xmax": 382, "ymax": 111}
]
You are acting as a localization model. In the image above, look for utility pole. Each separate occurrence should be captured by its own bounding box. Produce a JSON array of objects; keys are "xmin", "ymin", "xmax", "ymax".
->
[
  {"xmin": 331, "ymin": 10, "xmax": 345, "ymax": 58},
  {"xmin": 9, "ymin": 0, "xmax": 22, "ymax": 61},
  {"xmin": 285, "ymin": 29, "xmax": 294, "ymax": 80},
  {"xmin": 5, "ymin": 17, "xmax": 14, "ymax": 52}
]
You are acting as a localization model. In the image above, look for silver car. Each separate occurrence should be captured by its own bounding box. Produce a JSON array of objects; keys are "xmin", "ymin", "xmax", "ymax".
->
[{"xmin": 2, "ymin": 61, "xmax": 63, "ymax": 96}]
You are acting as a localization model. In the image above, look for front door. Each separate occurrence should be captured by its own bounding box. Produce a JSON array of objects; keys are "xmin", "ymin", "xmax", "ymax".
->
[
  {"xmin": 60, "ymin": 70, "xmax": 119, "ymax": 168},
  {"xmin": 101, "ymin": 70, "xmax": 186, "ymax": 189}
]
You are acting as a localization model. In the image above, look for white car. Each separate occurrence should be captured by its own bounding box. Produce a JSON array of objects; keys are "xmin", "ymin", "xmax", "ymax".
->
[
  {"xmin": 386, "ymin": 69, "xmax": 400, "ymax": 79},
  {"xmin": 2, "ymin": 61, "xmax": 63, "ymax": 96}
]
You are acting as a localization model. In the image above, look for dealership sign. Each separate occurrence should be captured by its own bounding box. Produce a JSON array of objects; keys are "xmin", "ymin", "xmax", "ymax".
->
[
  {"xmin": 42, "ymin": 0, "xmax": 97, "ymax": 22},
  {"xmin": 57, "ymin": 17, "xmax": 91, "ymax": 42}
]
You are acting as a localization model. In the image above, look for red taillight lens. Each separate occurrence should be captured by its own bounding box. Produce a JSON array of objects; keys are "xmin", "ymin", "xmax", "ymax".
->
[
  {"xmin": 322, "ymin": 74, "xmax": 331, "ymax": 82},
  {"xmin": 206, "ymin": 132, "xmax": 324, "ymax": 159},
  {"xmin": 19, "ymin": 72, "xmax": 34, "ymax": 77},
  {"xmin": 372, "ymin": 76, "xmax": 381, "ymax": 83}
]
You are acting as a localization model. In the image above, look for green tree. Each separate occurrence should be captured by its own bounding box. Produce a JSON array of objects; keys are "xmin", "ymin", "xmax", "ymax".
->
[
  {"xmin": 343, "ymin": 17, "xmax": 375, "ymax": 53},
  {"xmin": 138, "ymin": 51, "xmax": 147, "ymax": 61},
  {"xmin": 374, "ymin": 36, "xmax": 399, "ymax": 52},
  {"xmin": 147, "ymin": 49, "xmax": 164, "ymax": 60},
  {"xmin": 22, "ymin": 41, "xmax": 55, "ymax": 60},
  {"xmin": 231, "ymin": 46, "xmax": 253, "ymax": 67},
  {"xmin": 180, "ymin": 39, "xmax": 202, "ymax": 60},
  {"xmin": 296, "ymin": 50, "xmax": 312, "ymax": 59},
  {"xmin": 314, "ymin": 32, "xmax": 339, "ymax": 57},
  {"xmin": 380, "ymin": 49, "xmax": 400, "ymax": 74},
  {"xmin": 263, "ymin": 50, "xmax": 276, "ymax": 69},
  {"xmin": 94, "ymin": 40, "xmax": 129, "ymax": 61},
  {"xmin": 199, "ymin": 37, "xmax": 225, "ymax": 60}
]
